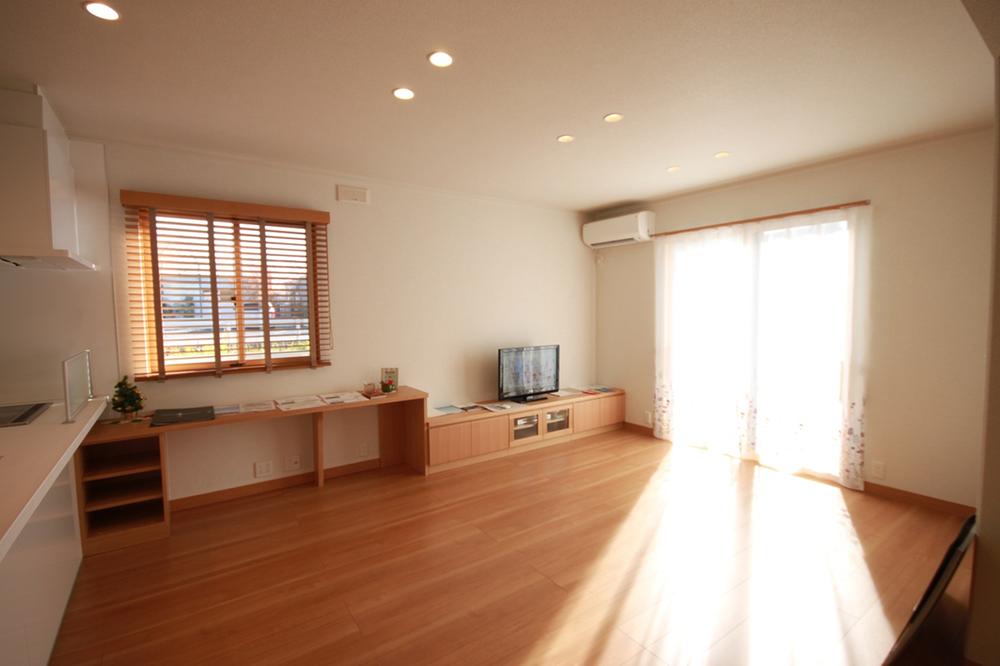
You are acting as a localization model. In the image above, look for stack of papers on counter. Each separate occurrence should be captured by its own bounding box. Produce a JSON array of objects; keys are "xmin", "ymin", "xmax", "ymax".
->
[
  {"xmin": 480, "ymin": 402, "xmax": 518, "ymax": 413},
  {"xmin": 320, "ymin": 391, "xmax": 367, "ymax": 404},
  {"xmin": 215, "ymin": 401, "xmax": 281, "ymax": 414},
  {"xmin": 275, "ymin": 395, "xmax": 325, "ymax": 411},
  {"xmin": 240, "ymin": 401, "xmax": 275, "ymax": 413}
]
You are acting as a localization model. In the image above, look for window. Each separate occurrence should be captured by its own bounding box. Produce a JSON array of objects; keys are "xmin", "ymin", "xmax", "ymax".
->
[
  {"xmin": 654, "ymin": 205, "xmax": 871, "ymax": 489},
  {"xmin": 123, "ymin": 191, "xmax": 331, "ymax": 380}
]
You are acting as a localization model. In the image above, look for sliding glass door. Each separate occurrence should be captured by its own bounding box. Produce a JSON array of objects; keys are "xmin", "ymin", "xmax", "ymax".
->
[
  {"xmin": 654, "ymin": 208, "xmax": 869, "ymax": 488},
  {"xmin": 754, "ymin": 220, "xmax": 851, "ymax": 478}
]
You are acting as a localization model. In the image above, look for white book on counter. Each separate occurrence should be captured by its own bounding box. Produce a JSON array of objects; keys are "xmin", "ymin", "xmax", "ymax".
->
[
  {"xmin": 320, "ymin": 391, "xmax": 368, "ymax": 405},
  {"xmin": 214, "ymin": 404, "xmax": 240, "ymax": 416},
  {"xmin": 275, "ymin": 395, "xmax": 324, "ymax": 411}
]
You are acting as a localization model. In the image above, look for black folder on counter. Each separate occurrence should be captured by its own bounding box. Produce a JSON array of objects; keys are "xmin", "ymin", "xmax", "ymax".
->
[{"xmin": 150, "ymin": 406, "xmax": 215, "ymax": 427}]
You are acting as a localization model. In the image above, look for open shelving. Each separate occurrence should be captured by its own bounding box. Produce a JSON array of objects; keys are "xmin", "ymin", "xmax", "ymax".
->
[
  {"xmin": 75, "ymin": 433, "xmax": 170, "ymax": 555},
  {"xmin": 87, "ymin": 499, "xmax": 166, "ymax": 539},
  {"xmin": 82, "ymin": 450, "xmax": 162, "ymax": 482},
  {"xmin": 84, "ymin": 471, "xmax": 163, "ymax": 512}
]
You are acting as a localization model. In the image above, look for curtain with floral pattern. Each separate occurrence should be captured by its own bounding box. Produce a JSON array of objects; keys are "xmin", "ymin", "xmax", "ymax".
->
[{"xmin": 654, "ymin": 207, "xmax": 870, "ymax": 490}]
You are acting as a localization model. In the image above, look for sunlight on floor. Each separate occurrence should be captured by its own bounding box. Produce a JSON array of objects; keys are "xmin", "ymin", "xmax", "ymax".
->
[
  {"xmin": 739, "ymin": 468, "xmax": 894, "ymax": 665},
  {"xmin": 523, "ymin": 445, "xmax": 894, "ymax": 665}
]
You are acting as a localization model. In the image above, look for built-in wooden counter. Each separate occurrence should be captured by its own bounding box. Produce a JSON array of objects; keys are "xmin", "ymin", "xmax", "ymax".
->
[
  {"xmin": 426, "ymin": 390, "xmax": 625, "ymax": 472},
  {"xmin": 428, "ymin": 388, "xmax": 624, "ymax": 427},
  {"xmin": 84, "ymin": 385, "xmax": 428, "ymax": 443},
  {"xmin": 78, "ymin": 386, "xmax": 428, "ymax": 555}
]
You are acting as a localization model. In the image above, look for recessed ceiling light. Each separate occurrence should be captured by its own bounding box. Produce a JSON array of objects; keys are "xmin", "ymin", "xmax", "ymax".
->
[
  {"xmin": 667, "ymin": 165, "xmax": 681, "ymax": 173},
  {"xmin": 392, "ymin": 87, "xmax": 415, "ymax": 100},
  {"xmin": 557, "ymin": 135, "xmax": 575, "ymax": 143},
  {"xmin": 603, "ymin": 113, "xmax": 624, "ymax": 123},
  {"xmin": 714, "ymin": 151, "xmax": 732, "ymax": 159},
  {"xmin": 83, "ymin": 2, "xmax": 119, "ymax": 20},
  {"xmin": 428, "ymin": 51, "xmax": 453, "ymax": 67}
]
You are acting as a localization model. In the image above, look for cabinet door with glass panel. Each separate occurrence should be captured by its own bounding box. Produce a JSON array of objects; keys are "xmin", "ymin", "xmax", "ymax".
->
[
  {"xmin": 542, "ymin": 405, "xmax": 574, "ymax": 439},
  {"xmin": 509, "ymin": 411, "xmax": 543, "ymax": 446}
]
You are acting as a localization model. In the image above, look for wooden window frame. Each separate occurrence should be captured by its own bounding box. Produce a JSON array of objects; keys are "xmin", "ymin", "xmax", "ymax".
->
[{"xmin": 122, "ymin": 191, "xmax": 332, "ymax": 381}]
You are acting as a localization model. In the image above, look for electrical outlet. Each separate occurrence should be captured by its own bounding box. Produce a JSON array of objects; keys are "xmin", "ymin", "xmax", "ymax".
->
[
  {"xmin": 645, "ymin": 411, "xmax": 653, "ymax": 426},
  {"xmin": 870, "ymin": 460, "xmax": 886, "ymax": 480},
  {"xmin": 284, "ymin": 455, "xmax": 301, "ymax": 472},
  {"xmin": 253, "ymin": 460, "xmax": 274, "ymax": 478}
]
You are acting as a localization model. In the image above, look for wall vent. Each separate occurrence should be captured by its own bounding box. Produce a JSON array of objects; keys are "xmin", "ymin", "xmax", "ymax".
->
[{"xmin": 336, "ymin": 184, "xmax": 369, "ymax": 204}]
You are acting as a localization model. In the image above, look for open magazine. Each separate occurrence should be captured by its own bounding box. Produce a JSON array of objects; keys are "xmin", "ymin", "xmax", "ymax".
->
[
  {"xmin": 275, "ymin": 395, "xmax": 325, "ymax": 411},
  {"xmin": 320, "ymin": 391, "xmax": 368, "ymax": 404},
  {"xmin": 480, "ymin": 401, "xmax": 518, "ymax": 413}
]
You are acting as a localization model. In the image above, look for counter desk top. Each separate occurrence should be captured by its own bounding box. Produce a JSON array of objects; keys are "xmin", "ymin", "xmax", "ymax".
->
[{"xmin": 0, "ymin": 397, "xmax": 106, "ymax": 562}]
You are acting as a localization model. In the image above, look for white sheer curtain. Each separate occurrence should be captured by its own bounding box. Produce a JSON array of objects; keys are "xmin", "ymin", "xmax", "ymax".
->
[{"xmin": 654, "ymin": 207, "xmax": 870, "ymax": 489}]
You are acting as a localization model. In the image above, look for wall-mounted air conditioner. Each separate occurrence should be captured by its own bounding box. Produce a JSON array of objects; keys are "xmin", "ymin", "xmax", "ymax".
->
[{"xmin": 582, "ymin": 211, "xmax": 654, "ymax": 248}]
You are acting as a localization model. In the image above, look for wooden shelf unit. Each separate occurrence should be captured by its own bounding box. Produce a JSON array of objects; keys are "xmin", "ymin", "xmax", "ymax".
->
[
  {"xmin": 74, "ymin": 434, "xmax": 169, "ymax": 556},
  {"xmin": 427, "ymin": 390, "xmax": 626, "ymax": 472},
  {"xmin": 74, "ymin": 386, "xmax": 429, "ymax": 555}
]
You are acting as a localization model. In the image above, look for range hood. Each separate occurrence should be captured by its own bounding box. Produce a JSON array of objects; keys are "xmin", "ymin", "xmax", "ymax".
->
[
  {"xmin": 0, "ymin": 251, "xmax": 95, "ymax": 271},
  {"xmin": 0, "ymin": 81, "xmax": 95, "ymax": 271}
]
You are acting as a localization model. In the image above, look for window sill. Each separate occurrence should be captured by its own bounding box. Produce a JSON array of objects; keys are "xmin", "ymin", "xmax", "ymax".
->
[{"xmin": 135, "ymin": 360, "xmax": 331, "ymax": 381}]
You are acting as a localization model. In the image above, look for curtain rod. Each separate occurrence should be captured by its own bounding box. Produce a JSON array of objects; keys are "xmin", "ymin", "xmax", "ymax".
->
[{"xmin": 649, "ymin": 199, "xmax": 871, "ymax": 239}]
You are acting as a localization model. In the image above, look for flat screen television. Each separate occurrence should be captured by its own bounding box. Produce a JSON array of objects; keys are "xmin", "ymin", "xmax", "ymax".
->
[{"xmin": 498, "ymin": 345, "xmax": 559, "ymax": 402}]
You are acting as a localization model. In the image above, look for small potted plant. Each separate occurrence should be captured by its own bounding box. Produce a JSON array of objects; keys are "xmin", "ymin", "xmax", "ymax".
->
[{"xmin": 111, "ymin": 375, "xmax": 145, "ymax": 422}]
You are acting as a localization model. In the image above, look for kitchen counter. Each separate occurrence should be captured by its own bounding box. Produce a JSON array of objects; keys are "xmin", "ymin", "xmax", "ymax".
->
[{"xmin": 0, "ymin": 397, "xmax": 106, "ymax": 563}]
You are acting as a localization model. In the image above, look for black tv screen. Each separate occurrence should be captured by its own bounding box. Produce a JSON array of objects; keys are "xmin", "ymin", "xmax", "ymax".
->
[{"xmin": 498, "ymin": 345, "xmax": 559, "ymax": 401}]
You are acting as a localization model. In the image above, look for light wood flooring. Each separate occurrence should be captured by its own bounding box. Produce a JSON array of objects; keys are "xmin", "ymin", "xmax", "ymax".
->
[{"xmin": 52, "ymin": 429, "xmax": 969, "ymax": 665}]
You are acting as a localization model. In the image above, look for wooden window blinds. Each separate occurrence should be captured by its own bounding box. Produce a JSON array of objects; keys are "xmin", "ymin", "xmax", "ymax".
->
[{"xmin": 122, "ymin": 191, "xmax": 331, "ymax": 380}]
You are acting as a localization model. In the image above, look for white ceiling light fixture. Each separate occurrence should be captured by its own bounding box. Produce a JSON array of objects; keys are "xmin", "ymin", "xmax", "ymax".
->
[
  {"xmin": 667, "ymin": 165, "xmax": 681, "ymax": 173},
  {"xmin": 392, "ymin": 87, "xmax": 415, "ymax": 100},
  {"xmin": 603, "ymin": 113, "xmax": 624, "ymax": 123},
  {"xmin": 428, "ymin": 51, "xmax": 453, "ymax": 67},
  {"xmin": 83, "ymin": 2, "xmax": 120, "ymax": 21},
  {"xmin": 714, "ymin": 151, "xmax": 732, "ymax": 159},
  {"xmin": 557, "ymin": 135, "xmax": 575, "ymax": 143}
]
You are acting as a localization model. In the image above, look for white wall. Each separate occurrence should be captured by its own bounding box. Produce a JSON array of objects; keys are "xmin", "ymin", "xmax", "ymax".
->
[
  {"xmin": 0, "ymin": 140, "xmax": 595, "ymax": 499},
  {"xmin": 596, "ymin": 242, "xmax": 655, "ymax": 427},
  {"xmin": 595, "ymin": 129, "xmax": 994, "ymax": 507},
  {"xmin": 0, "ymin": 140, "xmax": 117, "ymax": 405}
]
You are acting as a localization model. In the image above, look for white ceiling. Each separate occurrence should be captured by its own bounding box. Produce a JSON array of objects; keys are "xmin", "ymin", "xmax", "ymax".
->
[{"xmin": 0, "ymin": 0, "xmax": 993, "ymax": 211}]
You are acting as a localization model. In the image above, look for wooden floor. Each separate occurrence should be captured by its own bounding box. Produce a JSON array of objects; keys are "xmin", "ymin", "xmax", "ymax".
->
[{"xmin": 52, "ymin": 429, "xmax": 969, "ymax": 665}]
